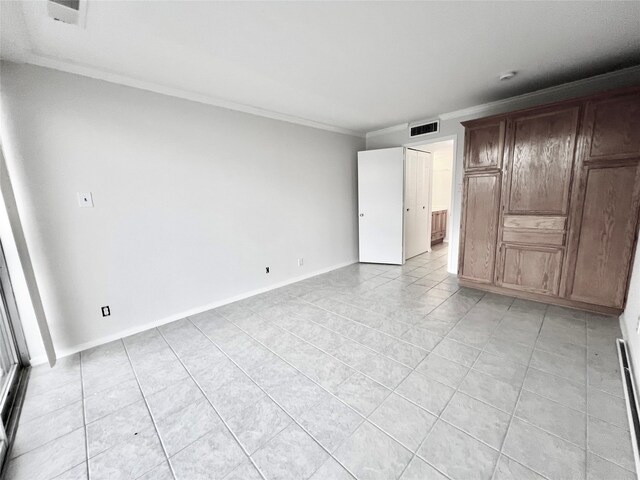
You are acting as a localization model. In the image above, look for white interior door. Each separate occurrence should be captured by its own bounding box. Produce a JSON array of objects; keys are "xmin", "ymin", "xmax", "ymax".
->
[
  {"xmin": 357, "ymin": 147, "xmax": 405, "ymax": 264},
  {"xmin": 416, "ymin": 151, "xmax": 433, "ymax": 254},
  {"xmin": 404, "ymin": 149, "xmax": 418, "ymax": 259}
]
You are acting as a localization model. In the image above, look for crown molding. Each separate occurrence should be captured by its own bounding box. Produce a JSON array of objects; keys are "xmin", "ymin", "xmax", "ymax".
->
[
  {"xmin": 365, "ymin": 122, "xmax": 409, "ymax": 139},
  {"xmin": 13, "ymin": 53, "xmax": 366, "ymax": 138},
  {"xmin": 439, "ymin": 65, "xmax": 640, "ymax": 121}
]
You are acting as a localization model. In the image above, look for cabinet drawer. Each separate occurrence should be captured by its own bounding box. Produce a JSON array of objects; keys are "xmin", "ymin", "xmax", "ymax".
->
[{"xmin": 502, "ymin": 229, "xmax": 565, "ymax": 246}]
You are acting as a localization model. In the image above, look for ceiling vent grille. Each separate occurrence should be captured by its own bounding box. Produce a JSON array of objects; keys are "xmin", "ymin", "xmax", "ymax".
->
[
  {"xmin": 48, "ymin": 0, "xmax": 86, "ymax": 26},
  {"xmin": 410, "ymin": 120, "xmax": 439, "ymax": 137}
]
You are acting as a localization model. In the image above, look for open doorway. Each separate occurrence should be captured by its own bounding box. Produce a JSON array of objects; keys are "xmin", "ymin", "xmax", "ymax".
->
[{"xmin": 410, "ymin": 139, "xmax": 454, "ymax": 245}]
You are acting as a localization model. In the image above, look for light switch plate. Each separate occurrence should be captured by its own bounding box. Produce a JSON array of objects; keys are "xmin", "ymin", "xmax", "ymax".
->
[{"xmin": 77, "ymin": 192, "xmax": 94, "ymax": 208}]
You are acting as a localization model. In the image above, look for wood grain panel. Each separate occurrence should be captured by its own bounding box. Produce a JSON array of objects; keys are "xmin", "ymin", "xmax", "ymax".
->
[
  {"xmin": 459, "ymin": 173, "xmax": 500, "ymax": 283},
  {"xmin": 502, "ymin": 230, "xmax": 565, "ymax": 246},
  {"xmin": 506, "ymin": 107, "xmax": 579, "ymax": 214},
  {"xmin": 464, "ymin": 121, "xmax": 505, "ymax": 172},
  {"xmin": 503, "ymin": 215, "xmax": 566, "ymax": 230},
  {"xmin": 500, "ymin": 246, "xmax": 563, "ymax": 295},
  {"xmin": 587, "ymin": 94, "xmax": 640, "ymax": 159},
  {"xmin": 570, "ymin": 164, "xmax": 640, "ymax": 308}
]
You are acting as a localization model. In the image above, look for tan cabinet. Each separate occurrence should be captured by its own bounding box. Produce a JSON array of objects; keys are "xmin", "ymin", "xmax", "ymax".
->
[
  {"xmin": 431, "ymin": 209, "xmax": 448, "ymax": 245},
  {"xmin": 459, "ymin": 173, "xmax": 501, "ymax": 284},
  {"xmin": 459, "ymin": 86, "xmax": 640, "ymax": 314}
]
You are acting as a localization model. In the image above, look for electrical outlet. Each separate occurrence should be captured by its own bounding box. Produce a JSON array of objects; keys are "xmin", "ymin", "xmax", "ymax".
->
[
  {"xmin": 77, "ymin": 192, "xmax": 94, "ymax": 208},
  {"xmin": 101, "ymin": 306, "xmax": 111, "ymax": 317},
  {"xmin": 265, "ymin": 267, "xmax": 270, "ymax": 274},
  {"xmin": 297, "ymin": 258, "xmax": 304, "ymax": 267},
  {"xmin": 636, "ymin": 314, "xmax": 640, "ymax": 334}
]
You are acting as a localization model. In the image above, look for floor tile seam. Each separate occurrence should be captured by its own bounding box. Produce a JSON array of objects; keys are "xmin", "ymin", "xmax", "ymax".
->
[
  {"xmin": 302, "ymin": 293, "xmax": 423, "ymax": 331},
  {"xmin": 213, "ymin": 311, "xmax": 380, "ymax": 418},
  {"xmin": 256, "ymin": 304, "xmax": 425, "ymax": 372},
  {"xmin": 323, "ymin": 290, "xmax": 446, "ymax": 319},
  {"xmin": 154, "ymin": 328, "xmax": 269, "ymax": 480},
  {"xmin": 188, "ymin": 318, "xmax": 363, "ymax": 480},
  {"xmin": 79, "ymin": 350, "xmax": 91, "ymax": 480},
  {"xmin": 5, "ymin": 424, "xmax": 87, "ymax": 464},
  {"xmin": 16, "ymin": 396, "xmax": 84, "ymax": 429},
  {"xmin": 26, "ymin": 376, "xmax": 82, "ymax": 398},
  {"xmin": 390, "ymin": 290, "xmax": 522, "ymax": 480},
  {"xmin": 9, "ymin": 400, "xmax": 87, "ymax": 460},
  {"xmin": 585, "ymin": 318, "xmax": 590, "ymax": 480},
  {"xmin": 489, "ymin": 304, "xmax": 551, "ymax": 480},
  {"xmin": 519, "ymin": 383, "xmax": 587, "ymax": 415},
  {"xmin": 410, "ymin": 298, "xmax": 520, "ymax": 480},
  {"xmin": 588, "ymin": 450, "xmax": 637, "ymax": 474},
  {"xmin": 226, "ymin": 307, "xmax": 456, "ymax": 421},
  {"xmin": 509, "ymin": 414, "xmax": 587, "ymax": 451},
  {"xmin": 21, "ymin": 373, "xmax": 81, "ymax": 400},
  {"xmin": 290, "ymin": 296, "xmax": 448, "ymax": 358},
  {"xmin": 51, "ymin": 460, "xmax": 92, "ymax": 480},
  {"xmin": 121, "ymin": 335, "xmax": 179, "ymax": 480},
  {"xmin": 495, "ymin": 452, "xmax": 555, "ymax": 480},
  {"xmin": 517, "ymin": 385, "xmax": 592, "ymax": 417},
  {"xmin": 585, "ymin": 379, "xmax": 624, "ymax": 399},
  {"xmin": 83, "ymin": 395, "xmax": 144, "ymax": 427},
  {"xmin": 249, "ymin": 299, "xmax": 431, "ymax": 371}
]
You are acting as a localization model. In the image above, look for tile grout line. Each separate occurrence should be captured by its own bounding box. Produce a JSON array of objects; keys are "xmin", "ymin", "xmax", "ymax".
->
[
  {"xmin": 488, "ymin": 302, "xmax": 550, "ymax": 480},
  {"xmin": 224, "ymin": 289, "xmax": 497, "ymax": 479},
  {"xmin": 121, "ymin": 338, "xmax": 179, "ymax": 480},
  {"xmin": 186, "ymin": 318, "xmax": 363, "ymax": 480},
  {"xmin": 153, "ymin": 327, "xmax": 270, "ymax": 480},
  {"xmin": 586, "ymin": 315, "xmax": 590, "ymax": 480},
  {"xmin": 79, "ymin": 351, "xmax": 91, "ymax": 479},
  {"xmin": 408, "ymin": 296, "xmax": 519, "ymax": 478}
]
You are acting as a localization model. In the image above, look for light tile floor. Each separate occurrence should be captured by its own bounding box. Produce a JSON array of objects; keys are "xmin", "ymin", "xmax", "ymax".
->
[{"xmin": 8, "ymin": 244, "xmax": 635, "ymax": 480}]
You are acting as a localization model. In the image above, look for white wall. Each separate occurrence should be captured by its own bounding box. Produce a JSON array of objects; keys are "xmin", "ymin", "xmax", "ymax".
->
[
  {"xmin": 431, "ymin": 151, "xmax": 453, "ymax": 212},
  {"xmin": 366, "ymin": 68, "xmax": 640, "ymax": 275},
  {"xmin": 0, "ymin": 62, "xmax": 364, "ymax": 363}
]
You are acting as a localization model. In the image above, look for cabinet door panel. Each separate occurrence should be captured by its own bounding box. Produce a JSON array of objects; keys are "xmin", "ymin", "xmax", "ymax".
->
[
  {"xmin": 570, "ymin": 164, "xmax": 640, "ymax": 308},
  {"xmin": 500, "ymin": 246, "xmax": 562, "ymax": 295},
  {"xmin": 464, "ymin": 121, "xmax": 505, "ymax": 172},
  {"xmin": 459, "ymin": 173, "xmax": 500, "ymax": 283},
  {"xmin": 586, "ymin": 94, "xmax": 640, "ymax": 160},
  {"xmin": 506, "ymin": 107, "xmax": 579, "ymax": 214}
]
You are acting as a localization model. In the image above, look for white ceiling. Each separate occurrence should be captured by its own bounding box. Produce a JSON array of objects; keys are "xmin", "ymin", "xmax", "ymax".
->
[{"xmin": 2, "ymin": 1, "xmax": 640, "ymax": 135}]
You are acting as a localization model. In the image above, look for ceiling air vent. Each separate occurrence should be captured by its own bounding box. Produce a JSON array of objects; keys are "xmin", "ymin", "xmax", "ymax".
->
[
  {"xmin": 48, "ymin": 0, "xmax": 87, "ymax": 27},
  {"xmin": 410, "ymin": 120, "xmax": 439, "ymax": 137}
]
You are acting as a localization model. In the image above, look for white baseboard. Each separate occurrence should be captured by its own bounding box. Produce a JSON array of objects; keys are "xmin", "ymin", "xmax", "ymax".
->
[{"xmin": 29, "ymin": 258, "xmax": 358, "ymax": 366}]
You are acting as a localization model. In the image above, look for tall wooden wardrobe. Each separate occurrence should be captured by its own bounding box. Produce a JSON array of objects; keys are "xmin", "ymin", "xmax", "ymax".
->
[{"xmin": 458, "ymin": 86, "xmax": 640, "ymax": 314}]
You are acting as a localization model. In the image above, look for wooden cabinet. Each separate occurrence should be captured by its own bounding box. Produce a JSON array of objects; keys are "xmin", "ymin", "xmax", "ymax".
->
[
  {"xmin": 464, "ymin": 119, "xmax": 506, "ymax": 171},
  {"xmin": 459, "ymin": 86, "xmax": 640, "ymax": 314},
  {"xmin": 459, "ymin": 173, "xmax": 501, "ymax": 284},
  {"xmin": 431, "ymin": 209, "xmax": 447, "ymax": 245}
]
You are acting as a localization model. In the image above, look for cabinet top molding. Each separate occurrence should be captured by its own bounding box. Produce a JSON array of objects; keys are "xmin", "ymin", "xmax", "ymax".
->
[{"xmin": 461, "ymin": 84, "xmax": 640, "ymax": 127}]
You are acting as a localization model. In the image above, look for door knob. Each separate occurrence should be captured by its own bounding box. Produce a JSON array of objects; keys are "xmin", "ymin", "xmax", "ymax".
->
[
  {"xmin": 406, "ymin": 208, "xmax": 410, "ymax": 211},
  {"xmin": 422, "ymin": 206, "xmax": 426, "ymax": 209},
  {"xmin": 359, "ymin": 213, "xmax": 364, "ymax": 217}
]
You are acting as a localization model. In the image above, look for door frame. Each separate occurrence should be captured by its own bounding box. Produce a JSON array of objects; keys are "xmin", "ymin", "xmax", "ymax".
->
[{"xmin": 404, "ymin": 134, "xmax": 459, "ymax": 273}]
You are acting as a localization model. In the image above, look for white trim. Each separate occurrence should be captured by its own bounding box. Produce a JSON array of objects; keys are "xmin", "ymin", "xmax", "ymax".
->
[
  {"xmin": 14, "ymin": 54, "xmax": 365, "ymax": 139},
  {"xmin": 403, "ymin": 133, "xmax": 459, "ymax": 274},
  {"xmin": 364, "ymin": 65, "xmax": 640, "ymax": 137},
  {"xmin": 617, "ymin": 338, "xmax": 640, "ymax": 475},
  {"xmin": 29, "ymin": 258, "xmax": 358, "ymax": 365},
  {"xmin": 365, "ymin": 123, "xmax": 409, "ymax": 139},
  {"xmin": 439, "ymin": 65, "xmax": 640, "ymax": 121}
]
